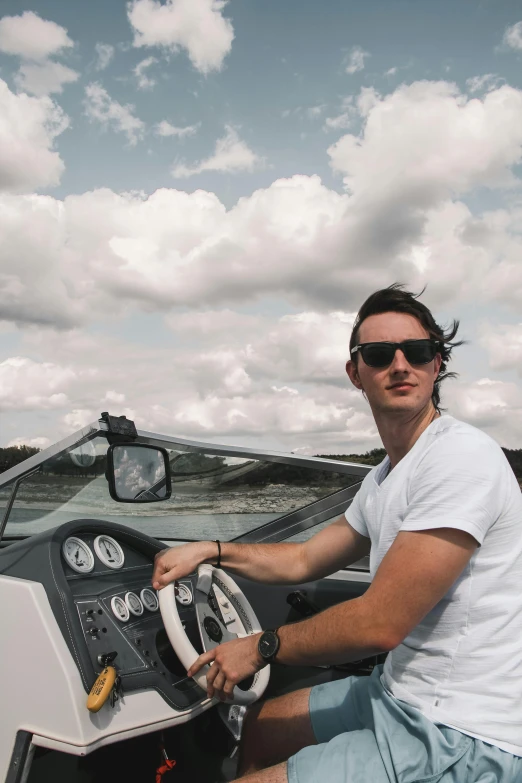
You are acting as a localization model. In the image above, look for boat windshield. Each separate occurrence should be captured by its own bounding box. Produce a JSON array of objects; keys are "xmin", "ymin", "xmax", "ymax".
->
[{"xmin": 0, "ymin": 432, "xmax": 365, "ymax": 542}]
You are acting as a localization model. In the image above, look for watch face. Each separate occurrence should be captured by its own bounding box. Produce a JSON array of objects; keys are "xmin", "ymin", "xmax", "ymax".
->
[{"xmin": 259, "ymin": 631, "xmax": 278, "ymax": 659}]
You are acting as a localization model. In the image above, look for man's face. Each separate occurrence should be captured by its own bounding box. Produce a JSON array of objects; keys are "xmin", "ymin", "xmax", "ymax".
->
[{"xmin": 346, "ymin": 311, "xmax": 442, "ymax": 416}]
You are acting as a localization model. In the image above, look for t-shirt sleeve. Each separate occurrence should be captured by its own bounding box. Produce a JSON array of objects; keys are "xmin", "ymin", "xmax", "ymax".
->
[
  {"xmin": 345, "ymin": 481, "xmax": 370, "ymax": 538},
  {"xmin": 400, "ymin": 432, "xmax": 506, "ymax": 545}
]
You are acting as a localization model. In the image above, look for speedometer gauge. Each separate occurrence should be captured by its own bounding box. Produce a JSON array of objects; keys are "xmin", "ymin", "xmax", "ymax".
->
[
  {"xmin": 94, "ymin": 535, "xmax": 124, "ymax": 570},
  {"xmin": 62, "ymin": 537, "xmax": 94, "ymax": 574}
]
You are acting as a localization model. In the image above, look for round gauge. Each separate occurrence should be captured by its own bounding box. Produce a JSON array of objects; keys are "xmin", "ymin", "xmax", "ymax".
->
[
  {"xmin": 176, "ymin": 583, "xmax": 193, "ymax": 606},
  {"xmin": 125, "ymin": 591, "xmax": 143, "ymax": 617},
  {"xmin": 94, "ymin": 535, "xmax": 124, "ymax": 570},
  {"xmin": 140, "ymin": 588, "xmax": 159, "ymax": 612},
  {"xmin": 111, "ymin": 595, "xmax": 130, "ymax": 622},
  {"xmin": 62, "ymin": 537, "xmax": 95, "ymax": 574}
]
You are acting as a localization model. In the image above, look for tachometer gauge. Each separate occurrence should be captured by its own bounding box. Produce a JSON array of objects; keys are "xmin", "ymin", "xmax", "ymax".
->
[
  {"xmin": 111, "ymin": 596, "xmax": 129, "ymax": 622},
  {"xmin": 94, "ymin": 535, "xmax": 124, "ymax": 570},
  {"xmin": 140, "ymin": 588, "xmax": 158, "ymax": 612},
  {"xmin": 62, "ymin": 537, "xmax": 95, "ymax": 574},
  {"xmin": 176, "ymin": 583, "xmax": 193, "ymax": 606},
  {"xmin": 125, "ymin": 591, "xmax": 143, "ymax": 617}
]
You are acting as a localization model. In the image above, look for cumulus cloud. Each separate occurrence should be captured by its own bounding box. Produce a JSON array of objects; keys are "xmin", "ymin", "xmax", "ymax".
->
[
  {"xmin": 447, "ymin": 378, "xmax": 522, "ymax": 448},
  {"xmin": 164, "ymin": 311, "xmax": 358, "ymax": 401},
  {"xmin": 0, "ymin": 79, "xmax": 68, "ymax": 193},
  {"xmin": 480, "ymin": 322, "xmax": 522, "ymax": 374},
  {"xmin": 466, "ymin": 74, "xmax": 502, "ymax": 95},
  {"xmin": 0, "ymin": 357, "xmax": 74, "ymax": 411},
  {"xmin": 323, "ymin": 97, "xmax": 356, "ymax": 131},
  {"xmin": 94, "ymin": 43, "xmax": 115, "ymax": 71},
  {"xmin": 0, "ymin": 11, "xmax": 73, "ymax": 60},
  {"xmin": 2, "ymin": 305, "xmax": 518, "ymax": 454},
  {"xmin": 165, "ymin": 309, "xmax": 266, "ymax": 339},
  {"xmin": 0, "ymin": 306, "xmax": 377, "ymax": 452},
  {"xmin": 133, "ymin": 56, "xmax": 158, "ymax": 89},
  {"xmin": 323, "ymin": 112, "xmax": 354, "ymax": 131},
  {"xmin": 0, "ymin": 12, "xmax": 78, "ymax": 97},
  {"xmin": 503, "ymin": 21, "xmax": 522, "ymax": 51},
  {"xmin": 127, "ymin": 0, "xmax": 234, "ymax": 74},
  {"xmin": 7, "ymin": 436, "xmax": 51, "ymax": 449},
  {"xmin": 83, "ymin": 83, "xmax": 146, "ymax": 145},
  {"xmin": 165, "ymin": 391, "xmax": 367, "ymax": 439},
  {"xmin": 328, "ymin": 82, "xmax": 522, "ymax": 203},
  {"xmin": 0, "ymin": 332, "xmax": 140, "ymax": 438},
  {"xmin": 2, "ymin": 71, "xmax": 522, "ymax": 451},
  {"xmin": 102, "ymin": 390, "xmax": 127, "ymax": 404},
  {"xmin": 306, "ymin": 105, "xmax": 326, "ymax": 119},
  {"xmin": 155, "ymin": 120, "xmax": 200, "ymax": 137},
  {"xmin": 63, "ymin": 409, "xmax": 96, "ymax": 430},
  {"xmin": 171, "ymin": 125, "xmax": 264, "ymax": 177},
  {"xmin": 242, "ymin": 311, "xmax": 357, "ymax": 386},
  {"xmin": 15, "ymin": 60, "xmax": 79, "ymax": 96},
  {"xmin": 2, "ymin": 81, "xmax": 522, "ymax": 332},
  {"xmin": 345, "ymin": 46, "xmax": 370, "ymax": 75}
]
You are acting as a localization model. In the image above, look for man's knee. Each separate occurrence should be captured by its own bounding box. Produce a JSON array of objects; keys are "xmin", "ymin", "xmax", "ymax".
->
[{"xmin": 238, "ymin": 687, "xmax": 316, "ymax": 774}]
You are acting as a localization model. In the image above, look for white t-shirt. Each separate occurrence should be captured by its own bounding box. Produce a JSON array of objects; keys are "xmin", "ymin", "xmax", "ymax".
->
[{"xmin": 345, "ymin": 415, "xmax": 522, "ymax": 755}]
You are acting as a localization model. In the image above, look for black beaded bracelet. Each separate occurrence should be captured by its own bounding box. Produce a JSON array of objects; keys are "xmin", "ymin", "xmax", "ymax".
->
[{"xmin": 215, "ymin": 539, "xmax": 221, "ymax": 569}]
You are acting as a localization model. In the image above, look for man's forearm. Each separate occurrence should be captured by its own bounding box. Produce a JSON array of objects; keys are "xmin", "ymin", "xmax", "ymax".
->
[
  {"xmin": 206, "ymin": 540, "xmax": 309, "ymax": 584},
  {"xmin": 274, "ymin": 596, "xmax": 394, "ymax": 666}
]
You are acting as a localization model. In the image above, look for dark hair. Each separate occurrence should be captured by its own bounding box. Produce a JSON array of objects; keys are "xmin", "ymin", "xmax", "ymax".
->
[{"xmin": 349, "ymin": 283, "xmax": 464, "ymax": 412}]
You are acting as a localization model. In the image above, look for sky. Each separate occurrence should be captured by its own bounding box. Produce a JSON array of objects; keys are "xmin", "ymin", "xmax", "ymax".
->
[{"xmin": 0, "ymin": 0, "xmax": 522, "ymax": 455}]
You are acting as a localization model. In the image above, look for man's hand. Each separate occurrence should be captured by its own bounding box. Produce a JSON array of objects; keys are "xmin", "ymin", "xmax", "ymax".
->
[
  {"xmin": 187, "ymin": 634, "xmax": 265, "ymax": 701},
  {"xmin": 152, "ymin": 542, "xmax": 214, "ymax": 589}
]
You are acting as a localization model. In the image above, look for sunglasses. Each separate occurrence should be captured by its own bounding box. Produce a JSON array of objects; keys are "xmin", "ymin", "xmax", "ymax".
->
[{"xmin": 351, "ymin": 339, "xmax": 439, "ymax": 368}]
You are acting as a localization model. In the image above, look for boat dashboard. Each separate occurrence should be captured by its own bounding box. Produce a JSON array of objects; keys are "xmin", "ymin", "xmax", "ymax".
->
[
  {"xmin": 0, "ymin": 519, "xmax": 209, "ymax": 712},
  {"xmin": 0, "ymin": 518, "xmax": 228, "ymax": 776}
]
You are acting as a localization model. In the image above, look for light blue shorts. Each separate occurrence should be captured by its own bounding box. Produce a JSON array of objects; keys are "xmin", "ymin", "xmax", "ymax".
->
[{"xmin": 287, "ymin": 666, "xmax": 522, "ymax": 783}]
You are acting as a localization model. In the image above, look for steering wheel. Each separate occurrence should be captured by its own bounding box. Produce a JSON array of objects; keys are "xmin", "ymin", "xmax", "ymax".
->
[{"xmin": 158, "ymin": 564, "xmax": 270, "ymax": 705}]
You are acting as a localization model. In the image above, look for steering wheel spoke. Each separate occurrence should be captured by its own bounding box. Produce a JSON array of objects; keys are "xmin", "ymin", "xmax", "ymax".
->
[{"xmin": 194, "ymin": 592, "xmax": 237, "ymax": 650}]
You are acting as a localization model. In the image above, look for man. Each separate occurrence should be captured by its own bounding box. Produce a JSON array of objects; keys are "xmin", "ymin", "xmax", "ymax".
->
[{"xmin": 153, "ymin": 285, "xmax": 522, "ymax": 783}]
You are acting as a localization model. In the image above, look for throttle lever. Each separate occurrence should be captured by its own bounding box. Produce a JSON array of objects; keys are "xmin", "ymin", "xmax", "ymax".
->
[{"xmin": 286, "ymin": 590, "xmax": 321, "ymax": 618}]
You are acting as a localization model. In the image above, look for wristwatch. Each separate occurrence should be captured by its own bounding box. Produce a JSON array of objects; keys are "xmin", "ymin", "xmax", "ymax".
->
[{"xmin": 257, "ymin": 629, "xmax": 280, "ymax": 663}]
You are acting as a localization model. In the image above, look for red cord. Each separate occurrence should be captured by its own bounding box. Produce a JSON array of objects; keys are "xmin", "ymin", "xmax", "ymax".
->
[
  {"xmin": 156, "ymin": 742, "xmax": 176, "ymax": 782},
  {"xmin": 155, "ymin": 759, "xmax": 176, "ymax": 783}
]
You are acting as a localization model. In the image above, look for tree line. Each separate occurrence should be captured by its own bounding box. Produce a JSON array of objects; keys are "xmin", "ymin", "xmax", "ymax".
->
[
  {"xmin": 318, "ymin": 447, "xmax": 522, "ymax": 482},
  {"xmin": 0, "ymin": 445, "xmax": 41, "ymax": 473}
]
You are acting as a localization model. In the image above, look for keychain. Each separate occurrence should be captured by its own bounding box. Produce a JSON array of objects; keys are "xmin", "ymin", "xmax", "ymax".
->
[
  {"xmin": 86, "ymin": 652, "xmax": 121, "ymax": 713},
  {"xmin": 86, "ymin": 665, "xmax": 117, "ymax": 713}
]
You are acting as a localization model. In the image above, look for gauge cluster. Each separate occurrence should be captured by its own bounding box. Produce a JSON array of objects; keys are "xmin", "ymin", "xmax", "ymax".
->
[
  {"xmin": 62, "ymin": 535, "xmax": 126, "ymax": 574},
  {"xmin": 67, "ymin": 528, "xmax": 201, "ymax": 711},
  {"xmin": 62, "ymin": 533, "xmax": 193, "ymax": 627}
]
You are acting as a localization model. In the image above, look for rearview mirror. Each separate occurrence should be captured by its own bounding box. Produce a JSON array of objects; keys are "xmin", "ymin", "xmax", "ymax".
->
[{"xmin": 107, "ymin": 444, "xmax": 171, "ymax": 503}]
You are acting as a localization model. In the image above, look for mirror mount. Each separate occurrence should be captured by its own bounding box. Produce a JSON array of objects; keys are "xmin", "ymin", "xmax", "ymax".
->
[{"xmin": 100, "ymin": 412, "xmax": 138, "ymax": 445}]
